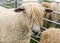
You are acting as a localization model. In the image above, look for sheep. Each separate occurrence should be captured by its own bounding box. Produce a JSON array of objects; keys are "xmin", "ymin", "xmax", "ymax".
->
[
  {"xmin": 40, "ymin": 28, "xmax": 60, "ymax": 43},
  {"xmin": 41, "ymin": 2, "xmax": 58, "ymax": 27},
  {"xmin": 41, "ymin": 2, "xmax": 52, "ymax": 27},
  {"xmin": 0, "ymin": 2, "xmax": 46, "ymax": 43},
  {"xmin": 41, "ymin": 2, "xmax": 60, "ymax": 21},
  {"xmin": 0, "ymin": 9, "xmax": 31, "ymax": 43}
]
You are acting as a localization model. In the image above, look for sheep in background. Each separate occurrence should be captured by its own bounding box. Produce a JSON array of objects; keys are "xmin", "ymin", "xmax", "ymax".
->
[
  {"xmin": 40, "ymin": 28, "xmax": 60, "ymax": 43},
  {"xmin": 41, "ymin": 2, "xmax": 58, "ymax": 27}
]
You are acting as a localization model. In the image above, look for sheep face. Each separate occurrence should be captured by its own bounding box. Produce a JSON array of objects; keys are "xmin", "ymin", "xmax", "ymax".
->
[
  {"xmin": 14, "ymin": 7, "xmax": 40, "ymax": 36},
  {"xmin": 14, "ymin": 2, "xmax": 44, "ymax": 36}
]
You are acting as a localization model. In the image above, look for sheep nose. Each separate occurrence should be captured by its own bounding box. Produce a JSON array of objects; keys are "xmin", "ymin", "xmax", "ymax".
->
[{"xmin": 32, "ymin": 30, "xmax": 38, "ymax": 35}]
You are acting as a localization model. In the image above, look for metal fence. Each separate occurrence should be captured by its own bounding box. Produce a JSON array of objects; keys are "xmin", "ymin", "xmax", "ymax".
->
[{"xmin": 0, "ymin": 0, "xmax": 60, "ymax": 43}]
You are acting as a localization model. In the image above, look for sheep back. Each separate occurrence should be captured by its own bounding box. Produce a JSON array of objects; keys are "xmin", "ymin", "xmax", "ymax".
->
[{"xmin": 40, "ymin": 28, "xmax": 60, "ymax": 43}]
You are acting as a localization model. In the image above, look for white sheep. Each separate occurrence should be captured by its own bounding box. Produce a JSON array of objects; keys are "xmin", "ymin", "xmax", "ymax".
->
[
  {"xmin": 0, "ymin": 2, "xmax": 45, "ymax": 43},
  {"xmin": 40, "ymin": 28, "xmax": 60, "ymax": 43},
  {"xmin": 41, "ymin": 2, "xmax": 58, "ymax": 27}
]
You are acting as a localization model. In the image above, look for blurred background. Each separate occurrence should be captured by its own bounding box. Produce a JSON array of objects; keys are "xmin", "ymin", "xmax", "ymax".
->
[{"xmin": 0, "ymin": 0, "xmax": 60, "ymax": 8}]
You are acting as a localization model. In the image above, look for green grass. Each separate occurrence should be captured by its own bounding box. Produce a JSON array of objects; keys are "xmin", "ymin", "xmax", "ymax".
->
[
  {"xmin": 3, "ymin": 4, "xmax": 14, "ymax": 8},
  {"xmin": 30, "ymin": 36, "xmax": 40, "ymax": 43},
  {"xmin": 55, "ymin": 21, "xmax": 60, "ymax": 28},
  {"xmin": 43, "ymin": 21, "xmax": 60, "ymax": 28}
]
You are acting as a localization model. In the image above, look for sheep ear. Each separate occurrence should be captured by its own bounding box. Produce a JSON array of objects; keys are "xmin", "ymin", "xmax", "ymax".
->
[
  {"xmin": 14, "ymin": 8, "xmax": 25, "ymax": 12},
  {"xmin": 45, "ymin": 9, "xmax": 53, "ymax": 13}
]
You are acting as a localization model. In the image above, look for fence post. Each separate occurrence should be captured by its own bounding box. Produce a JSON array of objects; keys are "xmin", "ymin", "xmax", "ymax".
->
[{"xmin": 14, "ymin": 0, "xmax": 17, "ymax": 8}]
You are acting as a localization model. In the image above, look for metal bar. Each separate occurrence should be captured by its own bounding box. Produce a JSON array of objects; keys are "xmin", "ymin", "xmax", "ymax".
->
[
  {"xmin": 42, "ymin": 18, "xmax": 60, "ymax": 25},
  {"xmin": 5, "ymin": 1, "xmax": 14, "ymax": 4},
  {"xmin": 41, "ymin": 27, "xmax": 47, "ymax": 30},
  {"xmin": 31, "ymin": 37, "xmax": 39, "ymax": 43},
  {"xmin": 53, "ymin": 11, "xmax": 60, "ymax": 14},
  {"xmin": 14, "ymin": 0, "xmax": 17, "ymax": 8},
  {"xmin": 18, "ymin": 1, "xmax": 41, "ymax": 4},
  {"xmin": 35, "ymin": 36, "xmax": 40, "ymax": 38}
]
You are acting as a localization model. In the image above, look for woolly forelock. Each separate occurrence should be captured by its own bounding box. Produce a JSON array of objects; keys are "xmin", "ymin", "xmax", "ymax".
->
[{"xmin": 21, "ymin": 2, "xmax": 44, "ymax": 28}]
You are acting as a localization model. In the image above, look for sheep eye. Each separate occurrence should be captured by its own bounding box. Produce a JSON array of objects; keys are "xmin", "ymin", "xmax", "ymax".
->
[{"xmin": 14, "ymin": 8, "xmax": 25, "ymax": 12}]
